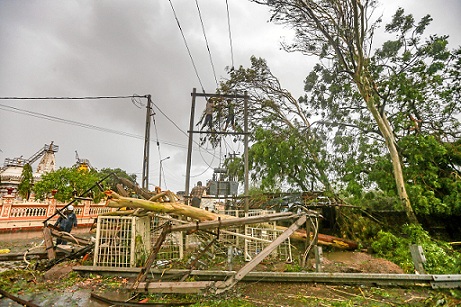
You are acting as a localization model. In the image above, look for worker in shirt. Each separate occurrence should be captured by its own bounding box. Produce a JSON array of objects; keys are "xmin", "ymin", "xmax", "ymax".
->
[
  {"xmin": 190, "ymin": 181, "xmax": 208, "ymax": 208},
  {"xmin": 54, "ymin": 205, "xmax": 78, "ymax": 245},
  {"xmin": 201, "ymin": 98, "xmax": 215, "ymax": 130}
]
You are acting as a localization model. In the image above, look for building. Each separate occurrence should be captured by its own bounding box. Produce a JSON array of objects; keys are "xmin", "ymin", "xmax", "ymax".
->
[{"xmin": 0, "ymin": 142, "xmax": 58, "ymax": 197}]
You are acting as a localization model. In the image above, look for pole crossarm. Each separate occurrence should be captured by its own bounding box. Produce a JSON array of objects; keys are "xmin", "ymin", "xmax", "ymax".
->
[
  {"xmin": 188, "ymin": 130, "xmax": 250, "ymax": 135},
  {"xmin": 192, "ymin": 92, "xmax": 246, "ymax": 99}
]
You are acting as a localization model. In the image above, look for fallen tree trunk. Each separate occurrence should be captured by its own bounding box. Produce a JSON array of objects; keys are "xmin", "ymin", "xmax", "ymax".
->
[
  {"xmin": 104, "ymin": 190, "xmax": 357, "ymax": 249},
  {"xmin": 117, "ymin": 177, "xmax": 155, "ymax": 200},
  {"xmin": 105, "ymin": 190, "xmax": 230, "ymax": 222}
]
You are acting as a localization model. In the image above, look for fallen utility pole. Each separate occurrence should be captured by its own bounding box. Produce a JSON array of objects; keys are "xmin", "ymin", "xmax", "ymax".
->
[{"xmin": 74, "ymin": 267, "xmax": 461, "ymax": 289}]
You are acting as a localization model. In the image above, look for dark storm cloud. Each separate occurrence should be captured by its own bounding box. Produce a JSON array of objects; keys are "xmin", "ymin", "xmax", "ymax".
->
[{"xmin": 0, "ymin": 0, "xmax": 459, "ymax": 192}]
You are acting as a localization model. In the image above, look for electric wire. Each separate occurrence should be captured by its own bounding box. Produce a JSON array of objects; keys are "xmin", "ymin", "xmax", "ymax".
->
[
  {"xmin": 151, "ymin": 101, "xmax": 169, "ymax": 188},
  {"xmin": 152, "ymin": 103, "xmax": 220, "ymax": 160},
  {"xmin": 225, "ymin": 0, "xmax": 235, "ymax": 69},
  {"xmin": 195, "ymin": 0, "xmax": 219, "ymax": 88},
  {"xmin": 0, "ymin": 103, "xmax": 141, "ymax": 139},
  {"xmin": 0, "ymin": 103, "xmax": 222, "ymax": 164},
  {"xmin": 0, "ymin": 103, "xmax": 193, "ymax": 152},
  {"xmin": 195, "ymin": 142, "xmax": 216, "ymax": 178},
  {"xmin": 152, "ymin": 104, "xmax": 189, "ymax": 139},
  {"xmin": 168, "ymin": 0, "xmax": 206, "ymax": 94},
  {"xmin": 0, "ymin": 95, "xmax": 147, "ymax": 100}
]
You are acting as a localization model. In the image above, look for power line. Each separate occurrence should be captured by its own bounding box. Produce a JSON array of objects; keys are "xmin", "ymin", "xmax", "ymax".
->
[
  {"xmin": 0, "ymin": 103, "xmax": 221, "ymax": 159},
  {"xmin": 195, "ymin": 0, "xmax": 219, "ymax": 88},
  {"xmin": 0, "ymin": 103, "xmax": 183, "ymax": 149},
  {"xmin": 0, "ymin": 95, "xmax": 147, "ymax": 100},
  {"xmin": 225, "ymin": 0, "xmax": 235, "ymax": 69},
  {"xmin": 168, "ymin": 0, "xmax": 206, "ymax": 94},
  {"xmin": 153, "ymin": 104, "xmax": 189, "ymax": 138}
]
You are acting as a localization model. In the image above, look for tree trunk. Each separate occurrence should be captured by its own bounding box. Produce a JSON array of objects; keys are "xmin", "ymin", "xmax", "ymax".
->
[{"xmin": 355, "ymin": 76, "xmax": 418, "ymax": 224}]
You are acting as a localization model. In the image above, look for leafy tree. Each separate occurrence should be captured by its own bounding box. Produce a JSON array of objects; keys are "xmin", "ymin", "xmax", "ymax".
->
[
  {"xmin": 33, "ymin": 167, "xmax": 102, "ymax": 202},
  {"xmin": 18, "ymin": 163, "xmax": 33, "ymax": 200},
  {"xmin": 379, "ymin": 135, "xmax": 461, "ymax": 216},
  {"xmin": 248, "ymin": 0, "xmax": 461, "ymax": 224},
  {"xmin": 216, "ymin": 56, "xmax": 332, "ymax": 192}
]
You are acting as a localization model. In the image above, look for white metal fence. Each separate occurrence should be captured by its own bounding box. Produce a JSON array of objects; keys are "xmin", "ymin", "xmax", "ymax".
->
[
  {"xmin": 92, "ymin": 209, "xmax": 293, "ymax": 268},
  {"xmin": 93, "ymin": 216, "xmax": 151, "ymax": 267}
]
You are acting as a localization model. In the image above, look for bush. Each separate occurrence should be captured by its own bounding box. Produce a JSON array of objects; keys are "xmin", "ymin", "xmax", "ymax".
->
[{"xmin": 371, "ymin": 224, "xmax": 461, "ymax": 274}]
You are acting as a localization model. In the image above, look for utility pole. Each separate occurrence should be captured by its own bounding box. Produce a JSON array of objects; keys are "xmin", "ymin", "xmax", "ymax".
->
[
  {"xmin": 142, "ymin": 95, "xmax": 153, "ymax": 189},
  {"xmin": 243, "ymin": 91, "xmax": 249, "ymax": 212},
  {"xmin": 185, "ymin": 88, "xmax": 197, "ymax": 198},
  {"xmin": 185, "ymin": 89, "xmax": 249, "ymax": 211}
]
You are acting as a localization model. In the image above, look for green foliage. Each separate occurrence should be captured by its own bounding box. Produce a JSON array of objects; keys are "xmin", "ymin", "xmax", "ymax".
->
[
  {"xmin": 249, "ymin": 127, "xmax": 324, "ymax": 191},
  {"xmin": 18, "ymin": 163, "xmax": 34, "ymax": 200},
  {"xmin": 284, "ymin": 263, "xmax": 303, "ymax": 272},
  {"xmin": 33, "ymin": 167, "xmax": 102, "ymax": 202},
  {"xmin": 366, "ymin": 135, "xmax": 461, "ymax": 216},
  {"xmin": 402, "ymin": 135, "xmax": 461, "ymax": 216},
  {"xmin": 371, "ymin": 224, "xmax": 461, "ymax": 274},
  {"xmin": 33, "ymin": 167, "xmax": 137, "ymax": 203},
  {"xmin": 336, "ymin": 207, "xmax": 383, "ymax": 246},
  {"xmin": 214, "ymin": 1, "xmax": 461, "ymax": 228},
  {"xmin": 0, "ymin": 269, "xmax": 43, "ymax": 293},
  {"xmin": 217, "ymin": 56, "xmax": 332, "ymax": 192}
]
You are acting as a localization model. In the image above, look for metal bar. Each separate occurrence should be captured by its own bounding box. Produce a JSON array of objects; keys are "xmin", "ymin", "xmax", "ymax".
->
[
  {"xmin": 133, "ymin": 281, "xmax": 215, "ymax": 293},
  {"xmin": 180, "ymin": 238, "xmax": 217, "ymax": 281},
  {"xmin": 131, "ymin": 223, "xmax": 171, "ymax": 289},
  {"xmin": 169, "ymin": 212, "xmax": 297, "ymax": 232},
  {"xmin": 74, "ymin": 266, "xmax": 461, "ymax": 289}
]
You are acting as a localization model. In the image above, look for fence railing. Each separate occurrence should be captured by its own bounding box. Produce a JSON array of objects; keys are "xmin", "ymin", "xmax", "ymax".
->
[{"xmin": 0, "ymin": 195, "xmax": 112, "ymax": 229}]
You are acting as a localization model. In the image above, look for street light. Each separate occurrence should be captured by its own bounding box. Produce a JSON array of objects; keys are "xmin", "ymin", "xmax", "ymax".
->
[{"xmin": 159, "ymin": 156, "xmax": 170, "ymax": 188}]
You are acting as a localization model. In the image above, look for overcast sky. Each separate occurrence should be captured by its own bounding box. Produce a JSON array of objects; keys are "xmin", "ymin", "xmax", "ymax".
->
[{"xmin": 1, "ymin": 0, "xmax": 460, "ymax": 193}]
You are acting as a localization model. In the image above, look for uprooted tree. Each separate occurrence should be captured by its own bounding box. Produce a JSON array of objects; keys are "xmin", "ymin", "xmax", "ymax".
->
[
  {"xmin": 214, "ymin": 1, "xmax": 461, "ymax": 224},
  {"xmin": 248, "ymin": 0, "xmax": 418, "ymax": 223}
]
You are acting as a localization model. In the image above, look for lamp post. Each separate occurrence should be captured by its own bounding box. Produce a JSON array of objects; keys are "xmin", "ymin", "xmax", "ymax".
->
[{"xmin": 159, "ymin": 156, "xmax": 170, "ymax": 188}]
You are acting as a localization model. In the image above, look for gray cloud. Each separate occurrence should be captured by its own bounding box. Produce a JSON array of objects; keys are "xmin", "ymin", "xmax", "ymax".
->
[{"xmin": 1, "ymin": 0, "xmax": 459, "ymax": 192}]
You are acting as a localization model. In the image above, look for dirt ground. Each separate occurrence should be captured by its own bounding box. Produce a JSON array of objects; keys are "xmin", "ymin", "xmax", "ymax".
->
[{"xmin": 1, "ymin": 231, "xmax": 461, "ymax": 306}]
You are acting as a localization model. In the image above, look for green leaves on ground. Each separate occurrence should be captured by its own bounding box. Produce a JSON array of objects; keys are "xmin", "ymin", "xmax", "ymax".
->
[{"xmin": 371, "ymin": 224, "xmax": 461, "ymax": 274}]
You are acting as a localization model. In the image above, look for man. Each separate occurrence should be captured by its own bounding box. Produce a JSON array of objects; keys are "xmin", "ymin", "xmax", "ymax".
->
[
  {"xmin": 54, "ymin": 205, "xmax": 78, "ymax": 245},
  {"xmin": 201, "ymin": 98, "xmax": 215, "ymax": 130},
  {"xmin": 223, "ymin": 99, "xmax": 236, "ymax": 131},
  {"xmin": 189, "ymin": 181, "xmax": 207, "ymax": 208}
]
